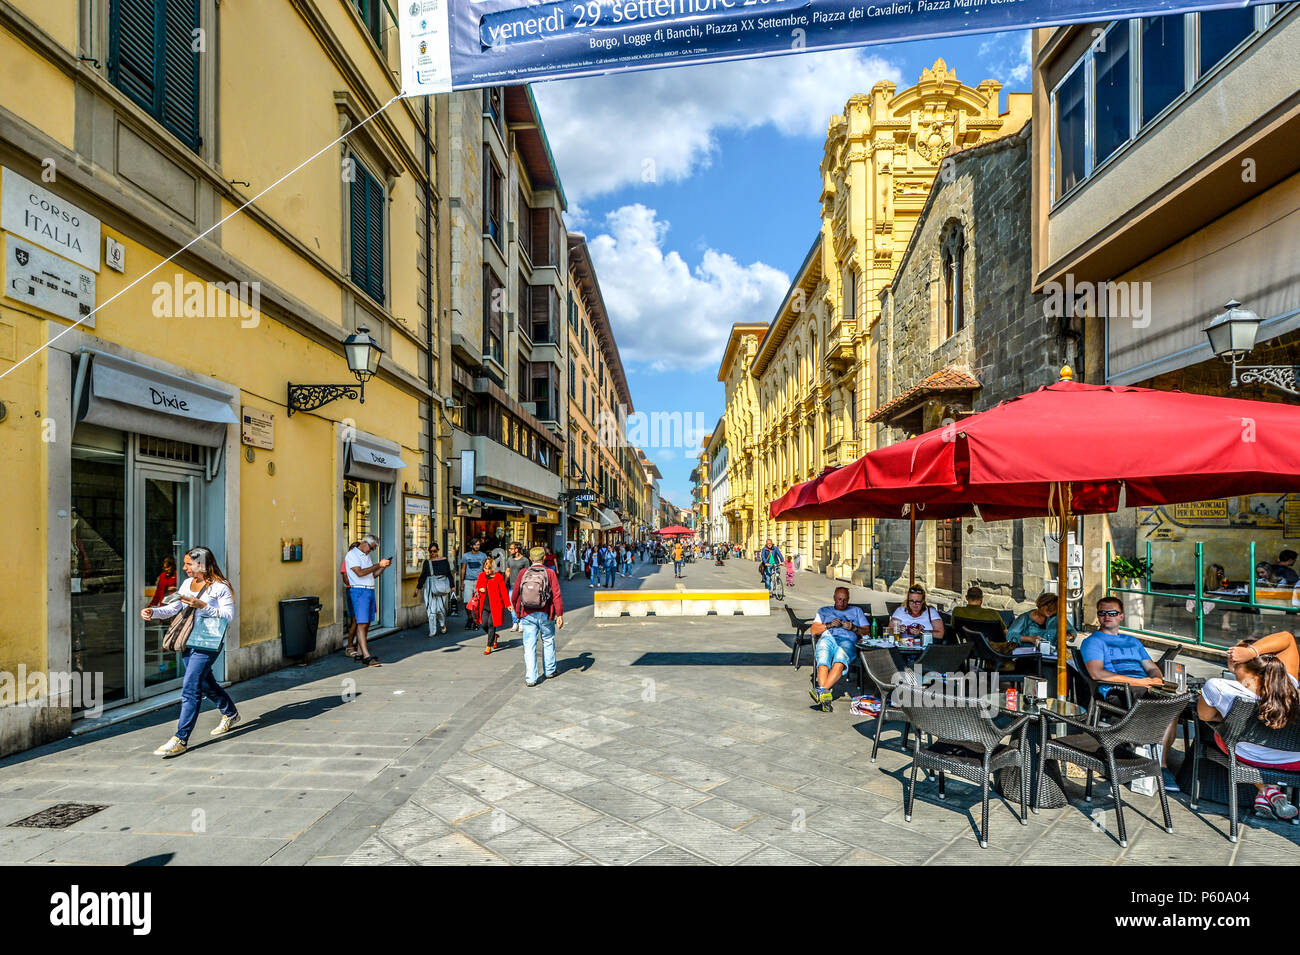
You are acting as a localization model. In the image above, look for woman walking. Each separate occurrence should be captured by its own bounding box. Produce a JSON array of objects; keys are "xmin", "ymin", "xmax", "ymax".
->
[
  {"xmin": 603, "ymin": 544, "xmax": 618, "ymax": 588},
  {"xmin": 474, "ymin": 557, "xmax": 510, "ymax": 654},
  {"xmin": 623, "ymin": 545, "xmax": 633, "ymax": 577},
  {"xmin": 140, "ymin": 547, "xmax": 239, "ymax": 758},
  {"xmin": 415, "ymin": 544, "xmax": 454, "ymax": 635}
]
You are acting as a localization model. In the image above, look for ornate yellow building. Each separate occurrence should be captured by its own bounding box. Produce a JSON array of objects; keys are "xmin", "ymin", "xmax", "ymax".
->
[
  {"xmin": 717, "ymin": 323, "xmax": 766, "ymax": 551},
  {"xmin": 729, "ymin": 61, "xmax": 1030, "ymax": 581}
]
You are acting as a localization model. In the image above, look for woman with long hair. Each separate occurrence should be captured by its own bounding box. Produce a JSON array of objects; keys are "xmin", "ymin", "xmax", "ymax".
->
[
  {"xmin": 140, "ymin": 547, "xmax": 239, "ymax": 757},
  {"xmin": 474, "ymin": 557, "xmax": 510, "ymax": 655},
  {"xmin": 415, "ymin": 544, "xmax": 454, "ymax": 636},
  {"xmin": 1198, "ymin": 630, "xmax": 1300, "ymax": 819}
]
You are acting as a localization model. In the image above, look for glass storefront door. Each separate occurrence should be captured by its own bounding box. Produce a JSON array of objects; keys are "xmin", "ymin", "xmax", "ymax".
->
[
  {"xmin": 71, "ymin": 431, "xmax": 204, "ymax": 713},
  {"xmin": 137, "ymin": 470, "xmax": 194, "ymax": 695}
]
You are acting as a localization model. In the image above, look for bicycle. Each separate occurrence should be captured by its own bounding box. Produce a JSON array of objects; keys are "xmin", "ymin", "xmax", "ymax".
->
[{"xmin": 767, "ymin": 565, "xmax": 785, "ymax": 601}]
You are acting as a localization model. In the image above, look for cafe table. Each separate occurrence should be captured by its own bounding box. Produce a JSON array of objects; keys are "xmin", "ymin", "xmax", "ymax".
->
[{"xmin": 978, "ymin": 690, "xmax": 1087, "ymax": 809}]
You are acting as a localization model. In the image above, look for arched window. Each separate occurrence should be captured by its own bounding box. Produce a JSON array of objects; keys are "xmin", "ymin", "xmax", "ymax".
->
[{"xmin": 941, "ymin": 222, "xmax": 965, "ymax": 340}]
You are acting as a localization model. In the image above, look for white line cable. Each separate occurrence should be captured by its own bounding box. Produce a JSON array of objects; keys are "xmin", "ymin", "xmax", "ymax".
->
[{"xmin": 0, "ymin": 93, "xmax": 403, "ymax": 380}]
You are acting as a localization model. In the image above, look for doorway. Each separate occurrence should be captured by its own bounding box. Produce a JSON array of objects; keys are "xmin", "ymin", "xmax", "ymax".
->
[{"xmin": 936, "ymin": 518, "xmax": 963, "ymax": 592}]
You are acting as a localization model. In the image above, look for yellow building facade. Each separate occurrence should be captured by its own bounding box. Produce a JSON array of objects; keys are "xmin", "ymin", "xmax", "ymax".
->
[
  {"xmin": 0, "ymin": 1, "xmax": 446, "ymax": 754},
  {"xmin": 717, "ymin": 324, "xmax": 766, "ymax": 553},
  {"xmin": 731, "ymin": 62, "xmax": 1029, "ymax": 581}
]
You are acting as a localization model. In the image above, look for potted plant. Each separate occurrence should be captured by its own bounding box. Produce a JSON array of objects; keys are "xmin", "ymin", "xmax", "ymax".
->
[{"xmin": 1110, "ymin": 555, "xmax": 1151, "ymax": 629}]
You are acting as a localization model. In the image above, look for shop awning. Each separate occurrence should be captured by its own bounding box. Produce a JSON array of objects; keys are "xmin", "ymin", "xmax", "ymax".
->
[
  {"xmin": 597, "ymin": 507, "xmax": 622, "ymax": 530},
  {"xmin": 457, "ymin": 492, "xmax": 523, "ymax": 512},
  {"xmin": 345, "ymin": 433, "xmax": 408, "ymax": 483},
  {"xmin": 75, "ymin": 349, "xmax": 238, "ymax": 447}
]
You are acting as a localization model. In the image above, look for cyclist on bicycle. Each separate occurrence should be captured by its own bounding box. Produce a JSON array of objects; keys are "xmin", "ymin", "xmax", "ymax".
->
[{"xmin": 759, "ymin": 539, "xmax": 784, "ymax": 592}]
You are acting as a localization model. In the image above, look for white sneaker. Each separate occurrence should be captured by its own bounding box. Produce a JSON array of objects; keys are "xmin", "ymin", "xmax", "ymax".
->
[
  {"xmin": 210, "ymin": 713, "xmax": 240, "ymax": 736},
  {"xmin": 154, "ymin": 736, "xmax": 187, "ymax": 757}
]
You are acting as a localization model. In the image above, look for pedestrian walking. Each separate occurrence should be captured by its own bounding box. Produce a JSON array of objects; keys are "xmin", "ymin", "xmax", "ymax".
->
[
  {"xmin": 504, "ymin": 540, "xmax": 531, "ymax": 632},
  {"xmin": 343, "ymin": 534, "xmax": 391, "ymax": 666},
  {"xmin": 543, "ymin": 546, "xmax": 558, "ymax": 571},
  {"xmin": 141, "ymin": 546, "xmax": 239, "ymax": 757},
  {"xmin": 473, "ymin": 557, "xmax": 510, "ymax": 654},
  {"xmin": 512, "ymin": 546, "xmax": 565, "ymax": 686},
  {"xmin": 673, "ymin": 540, "xmax": 685, "ymax": 578},
  {"xmin": 603, "ymin": 544, "xmax": 617, "ymax": 588},
  {"xmin": 414, "ymin": 544, "xmax": 454, "ymax": 635},
  {"xmin": 623, "ymin": 545, "xmax": 633, "ymax": 577},
  {"xmin": 459, "ymin": 538, "xmax": 487, "ymax": 626}
]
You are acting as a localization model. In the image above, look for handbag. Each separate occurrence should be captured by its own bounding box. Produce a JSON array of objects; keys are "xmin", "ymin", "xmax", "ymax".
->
[
  {"xmin": 161, "ymin": 583, "xmax": 210, "ymax": 653},
  {"xmin": 429, "ymin": 574, "xmax": 452, "ymax": 596}
]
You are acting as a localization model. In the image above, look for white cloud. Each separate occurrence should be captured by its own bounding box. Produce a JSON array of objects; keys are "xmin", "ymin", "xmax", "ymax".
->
[
  {"xmin": 978, "ymin": 31, "xmax": 1033, "ymax": 87},
  {"xmin": 533, "ymin": 49, "xmax": 902, "ymax": 201},
  {"xmin": 586, "ymin": 203, "xmax": 788, "ymax": 373}
]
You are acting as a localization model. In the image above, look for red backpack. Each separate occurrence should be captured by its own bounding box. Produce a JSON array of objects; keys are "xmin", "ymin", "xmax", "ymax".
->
[{"xmin": 518, "ymin": 566, "xmax": 551, "ymax": 612}]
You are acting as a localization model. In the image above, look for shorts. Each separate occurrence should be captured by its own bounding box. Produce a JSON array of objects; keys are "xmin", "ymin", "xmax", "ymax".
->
[
  {"xmin": 814, "ymin": 633, "xmax": 857, "ymax": 669},
  {"xmin": 349, "ymin": 587, "xmax": 376, "ymax": 624},
  {"xmin": 1214, "ymin": 732, "xmax": 1300, "ymax": 771}
]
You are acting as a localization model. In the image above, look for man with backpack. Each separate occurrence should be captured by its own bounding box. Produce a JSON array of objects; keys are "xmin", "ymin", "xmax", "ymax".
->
[{"xmin": 512, "ymin": 546, "xmax": 565, "ymax": 687}]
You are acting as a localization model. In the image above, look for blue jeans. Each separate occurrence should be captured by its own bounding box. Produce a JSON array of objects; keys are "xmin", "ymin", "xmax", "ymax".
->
[
  {"xmin": 520, "ymin": 612, "xmax": 557, "ymax": 684},
  {"xmin": 674, "ymin": 560, "xmax": 684, "ymax": 575},
  {"xmin": 177, "ymin": 648, "xmax": 236, "ymax": 742},
  {"xmin": 590, "ymin": 563, "xmax": 599, "ymax": 586},
  {"xmin": 603, "ymin": 566, "xmax": 615, "ymax": 587}
]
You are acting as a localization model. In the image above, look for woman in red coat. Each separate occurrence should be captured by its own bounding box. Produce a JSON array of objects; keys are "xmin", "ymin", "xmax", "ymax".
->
[{"xmin": 474, "ymin": 557, "xmax": 510, "ymax": 654}]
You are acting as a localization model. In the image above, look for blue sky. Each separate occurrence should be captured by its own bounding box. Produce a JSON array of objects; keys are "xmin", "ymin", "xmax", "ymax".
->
[{"xmin": 533, "ymin": 30, "xmax": 1032, "ymax": 508}]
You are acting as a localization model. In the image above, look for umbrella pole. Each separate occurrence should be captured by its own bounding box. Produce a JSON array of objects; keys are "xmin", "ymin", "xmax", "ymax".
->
[
  {"xmin": 1057, "ymin": 483, "xmax": 1072, "ymax": 700},
  {"xmin": 909, "ymin": 507, "xmax": 916, "ymax": 587}
]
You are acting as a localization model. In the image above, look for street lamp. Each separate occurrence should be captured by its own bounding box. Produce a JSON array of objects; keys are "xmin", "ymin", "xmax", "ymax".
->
[
  {"xmin": 287, "ymin": 325, "xmax": 384, "ymax": 416},
  {"xmin": 1204, "ymin": 301, "xmax": 1299, "ymax": 396}
]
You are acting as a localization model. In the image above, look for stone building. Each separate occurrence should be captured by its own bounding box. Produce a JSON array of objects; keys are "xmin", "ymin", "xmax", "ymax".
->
[
  {"xmin": 717, "ymin": 323, "xmax": 766, "ymax": 551},
  {"xmin": 741, "ymin": 61, "xmax": 1030, "ymax": 583},
  {"xmin": 873, "ymin": 122, "xmax": 1063, "ymax": 603}
]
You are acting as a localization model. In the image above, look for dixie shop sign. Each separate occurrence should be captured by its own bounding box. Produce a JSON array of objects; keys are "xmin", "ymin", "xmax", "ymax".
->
[{"xmin": 2, "ymin": 167, "xmax": 101, "ymax": 273}]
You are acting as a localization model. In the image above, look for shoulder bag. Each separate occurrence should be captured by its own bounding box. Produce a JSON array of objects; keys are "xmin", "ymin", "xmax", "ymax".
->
[{"xmin": 162, "ymin": 583, "xmax": 211, "ymax": 653}]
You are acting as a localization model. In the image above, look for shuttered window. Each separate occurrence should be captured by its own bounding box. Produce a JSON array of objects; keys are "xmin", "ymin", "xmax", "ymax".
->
[
  {"xmin": 349, "ymin": 157, "xmax": 386, "ymax": 305},
  {"xmin": 109, "ymin": 0, "xmax": 202, "ymax": 151},
  {"xmin": 349, "ymin": 0, "xmax": 384, "ymax": 46}
]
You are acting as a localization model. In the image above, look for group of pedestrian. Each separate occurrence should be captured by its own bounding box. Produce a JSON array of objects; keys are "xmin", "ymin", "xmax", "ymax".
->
[{"xmin": 581, "ymin": 541, "xmax": 638, "ymax": 588}]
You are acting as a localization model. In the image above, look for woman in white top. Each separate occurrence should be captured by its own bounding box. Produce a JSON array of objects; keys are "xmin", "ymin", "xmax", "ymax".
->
[
  {"xmin": 890, "ymin": 585, "xmax": 945, "ymax": 646},
  {"xmin": 139, "ymin": 546, "xmax": 239, "ymax": 758},
  {"xmin": 1197, "ymin": 631, "xmax": 1300, "ymax": 819}
]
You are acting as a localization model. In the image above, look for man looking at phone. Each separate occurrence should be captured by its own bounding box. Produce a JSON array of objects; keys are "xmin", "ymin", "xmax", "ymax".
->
[
  {"xmin": 345, "ymin": 534, "xmax": 390, "ymax": 667},
  {"xmin": 807, "ymin": 587, "xmax": 870, "ymax": 712}
]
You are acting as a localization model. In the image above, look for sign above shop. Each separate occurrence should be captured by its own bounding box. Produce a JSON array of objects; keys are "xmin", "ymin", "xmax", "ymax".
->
[
  {"xmin": 4, "ymin": 235, "xmax": 96, "ymax": 325},
  {"xmin": 90, "ymin": 351, "xmax": 239, "ymax": 424},
  {"xmin": 2, "ymin": 167, "xmax": 101, "ymax": 272},
  {"xmin": 241, "ymin": 406, "xmax": 274, "ymax": 449}
]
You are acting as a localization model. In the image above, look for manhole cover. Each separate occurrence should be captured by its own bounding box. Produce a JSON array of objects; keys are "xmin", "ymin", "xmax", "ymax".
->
[{"xmin": 9, "ymin": 803, "xmax": 110, "ymax": 829}]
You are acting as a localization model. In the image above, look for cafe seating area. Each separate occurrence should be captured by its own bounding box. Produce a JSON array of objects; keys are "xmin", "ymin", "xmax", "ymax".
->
[{"xmin": 786, "ymin": 613, "xmax": 1300, "ymax": 847}]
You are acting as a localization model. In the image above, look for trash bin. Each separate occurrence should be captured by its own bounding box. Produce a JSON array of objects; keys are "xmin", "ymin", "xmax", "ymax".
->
[{"xmin": 279, "ymin": 596, "xmax": 321, "ymax": 657}]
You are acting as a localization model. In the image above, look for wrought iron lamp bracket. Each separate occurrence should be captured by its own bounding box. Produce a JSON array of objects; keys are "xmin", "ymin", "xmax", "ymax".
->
[{"xmin": 287, "ymin": 382, "xmax": 363, "ymax": 416}]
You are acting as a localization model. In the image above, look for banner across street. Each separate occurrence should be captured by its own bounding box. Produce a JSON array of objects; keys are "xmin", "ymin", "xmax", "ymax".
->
[{"xmin": 399, "ymin": 0, "xmax": 1269, "ymax": 92}]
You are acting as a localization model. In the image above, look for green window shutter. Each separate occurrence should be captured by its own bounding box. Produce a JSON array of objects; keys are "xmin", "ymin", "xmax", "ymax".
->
[
  {"xmin": 109, "ymin": 0, "xmax": 159, "ymax": 114},
  {"xmin": 109, "ymin": 0, "xmax": 201, "ymax": 151},
  {"xmin": 161, "ymin": 0, "xmax": 201, "ymax": 149},
  {"xmin": 349, "ymin": 162, "xmax": 385, "ymax": 304}
]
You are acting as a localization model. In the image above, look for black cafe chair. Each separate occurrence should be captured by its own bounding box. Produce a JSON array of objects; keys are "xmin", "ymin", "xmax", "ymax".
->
[
  {"xmin": 860, "ymin": 649, "xmax": 916, "ymax": 762},
  {"xmin": 959, "ymin": 621, "xmax": 1019, "ymax": 671},
  {"xmin": 1191, "ymin": 700, "xmax": 1300, "ymax": 843},
  {"xmin": 786, "ymin": 606, "xmax": 813, "ymax": 668}
]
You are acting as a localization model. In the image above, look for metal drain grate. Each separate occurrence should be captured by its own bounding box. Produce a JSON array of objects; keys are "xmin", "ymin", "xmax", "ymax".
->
[{"xmin": 9, "ymin": 803, "xmax": 110, "ymax": 829}]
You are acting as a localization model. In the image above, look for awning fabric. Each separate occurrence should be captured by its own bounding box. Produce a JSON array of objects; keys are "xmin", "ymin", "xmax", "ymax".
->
[
  {"xmin": 597, "ymin": 507, "xmax": 621, "ymax": 530},
  {"xmin": 345, "ymin": 434, "xmax": 407, "ymax": 483},
  {"xmin": 77, "ymin": 350, "xmax": 237, "ymax": 448},
  {"xmin": 464, "ymin": 493, "xmax": 523, "ymax": 512}
]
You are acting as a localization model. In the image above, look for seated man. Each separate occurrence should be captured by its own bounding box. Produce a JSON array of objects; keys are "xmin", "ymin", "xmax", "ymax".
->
[
  {"xmin": 1080, "ymin": 595, "xmax": 1179, "ymax": 791},
  {"xmin": 951, "ymin": 585, "xmax": 1006, "ymax": 635},
  {"xmin": 808, "ymin": 587, "xmax": 870, "ymax": 712},
  {"xmin": 1272, "ymin": 549, "xmax": 1299, "ymax": 586},
  {"xmin": 1006, "ymin": 592, "xmax": 1076, "ymax": 652}
]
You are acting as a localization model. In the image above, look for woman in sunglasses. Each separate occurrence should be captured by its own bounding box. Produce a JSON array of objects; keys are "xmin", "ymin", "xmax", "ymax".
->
[{"xmin": 890, "ymin": 585, "xmax": 944, "ymax": 646}]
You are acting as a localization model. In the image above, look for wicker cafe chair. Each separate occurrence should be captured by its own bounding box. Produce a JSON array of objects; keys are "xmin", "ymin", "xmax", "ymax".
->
[
  {"xmin": 916, "ymin": 643, "xmax": 973, "ymax": 676},
  {"xmin": 1191, "ymin": 699, "xmax": 1300, "ymax": 843},
  {"xmin": 861, "ymin": 649, "xmax": 919, "ymax": 762},
  {"xmin": 959, "ymin": 621, "xmax": 1019, "ymax": 671},
  {"xmin": 786, "ymin": 606, "xmax": 813, "ymax": 668},
  {"xmin": 1070, "ymin": 647, "xmax": 1136, "ymax": 725},
  {"xmin": 1036, "ymin": 693, "xmax": 1193, "ymax": 847},
  {"xmin": 896, "ymin": 690, "xmax": 1032, "ymax": 848}
]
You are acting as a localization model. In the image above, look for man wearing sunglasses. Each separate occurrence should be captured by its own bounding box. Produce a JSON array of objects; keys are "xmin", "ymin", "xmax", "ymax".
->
[
  {"xmin": 1081, "ymin": 595, "xmax": 1180, "ymax": 791},
  {"xmin": 808, "ymin": 587, "xmax": 870, "ymax": 711}
]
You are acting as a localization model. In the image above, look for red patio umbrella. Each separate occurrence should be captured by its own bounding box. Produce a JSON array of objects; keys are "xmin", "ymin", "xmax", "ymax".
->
[
  {"xmin": 655, "ymin": 525, "xmax": 694, "ymax": 537},
  {"xmin": 808, "ymin": 370, "xmax": 1300, "ymax": 696}
]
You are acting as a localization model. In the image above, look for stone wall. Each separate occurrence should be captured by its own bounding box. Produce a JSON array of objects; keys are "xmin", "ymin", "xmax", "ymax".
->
[{"xmin": 875, "ymin": 125, "xmax": 1066, "ymax": 601}]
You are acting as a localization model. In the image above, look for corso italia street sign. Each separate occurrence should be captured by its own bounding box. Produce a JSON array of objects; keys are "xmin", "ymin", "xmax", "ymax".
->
[{"xmin": 399, "ymin": 0, "xmax": 1269, "ymax": 92}]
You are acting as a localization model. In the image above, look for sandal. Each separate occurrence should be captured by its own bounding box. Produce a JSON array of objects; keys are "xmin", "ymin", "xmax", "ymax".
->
[{"xmin": 362, "ymin": 656, "xmax": 382, "ymax": 667}]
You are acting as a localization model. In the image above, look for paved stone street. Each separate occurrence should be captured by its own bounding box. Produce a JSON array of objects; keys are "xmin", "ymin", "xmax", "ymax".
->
[{"xmin": 2, "ymin": 557, "xmax": 1298, "ymax": 865}]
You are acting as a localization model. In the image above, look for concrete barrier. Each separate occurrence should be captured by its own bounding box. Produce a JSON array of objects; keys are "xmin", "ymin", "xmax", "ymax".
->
[{"xmin": 593, "ymin": 589, "xmax": 770, "ymax": 618}]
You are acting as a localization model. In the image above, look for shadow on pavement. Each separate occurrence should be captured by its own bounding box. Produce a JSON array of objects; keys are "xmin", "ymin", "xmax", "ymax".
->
[{"xmin": 631, "ymin": 651, "xmax": 790, "ymax": 667}]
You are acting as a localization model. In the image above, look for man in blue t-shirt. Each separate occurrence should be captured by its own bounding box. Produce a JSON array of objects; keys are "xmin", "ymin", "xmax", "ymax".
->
[{"xmin": 1080, "ymin": 595, "xmax": 1179, "ymax": 791}]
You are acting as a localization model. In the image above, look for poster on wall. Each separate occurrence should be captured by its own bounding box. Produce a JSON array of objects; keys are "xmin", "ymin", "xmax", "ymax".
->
[
  {"xmin": 399, "ymin": 0, "xmax": 1271, "ymax": 93},
  {"xmin": 404, "ymin": 496, "xmax": 432, "ymax": 575}
]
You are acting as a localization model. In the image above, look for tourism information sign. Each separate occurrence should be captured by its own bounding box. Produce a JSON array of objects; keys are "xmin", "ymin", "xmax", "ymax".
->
[{"xmin": 399, "ymin": 0, "xmax": 1268, "ymax": 93}]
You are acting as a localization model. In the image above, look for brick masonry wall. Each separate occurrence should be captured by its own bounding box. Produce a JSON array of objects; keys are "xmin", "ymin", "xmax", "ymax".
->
[{"xmin": 875, "ymin": 126, "xmax": 1066, "ymax": 600}]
